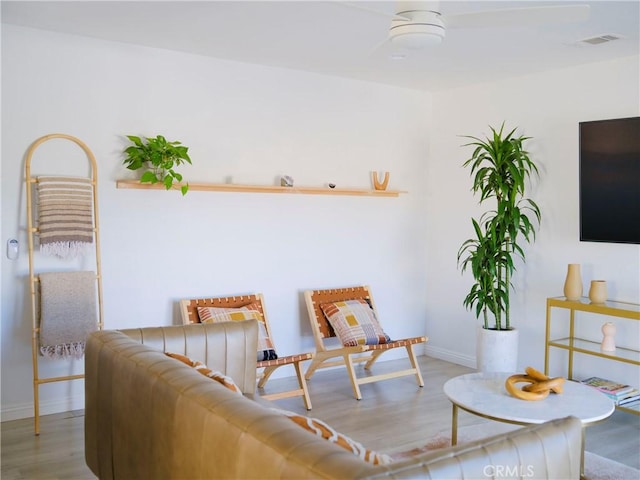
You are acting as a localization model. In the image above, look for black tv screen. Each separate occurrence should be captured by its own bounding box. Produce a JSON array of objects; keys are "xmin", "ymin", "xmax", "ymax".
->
[{"xmin": 579, "ymin": 116, "xmax": 640, "ymax": 244}]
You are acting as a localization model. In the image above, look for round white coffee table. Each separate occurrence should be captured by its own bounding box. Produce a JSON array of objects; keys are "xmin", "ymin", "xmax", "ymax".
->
[{"xmin": 444, "ymin": 372, "xmax": 615, "ymax": 478}]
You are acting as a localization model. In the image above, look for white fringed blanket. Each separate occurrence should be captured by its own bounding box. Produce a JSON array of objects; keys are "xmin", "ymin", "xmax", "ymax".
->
[
  {"xmin": 37, "ymin": 176, "xmax": 94, "ymax": 258},
  {"xmin": 39, "ymin": 271, "xmax": 98, "ymax": 359}
]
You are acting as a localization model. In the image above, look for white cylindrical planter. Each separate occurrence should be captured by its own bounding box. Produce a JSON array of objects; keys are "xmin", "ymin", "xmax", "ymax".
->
[{"xmin": 476, "ymin": 326, "xmax": 519, "ymax": 373}]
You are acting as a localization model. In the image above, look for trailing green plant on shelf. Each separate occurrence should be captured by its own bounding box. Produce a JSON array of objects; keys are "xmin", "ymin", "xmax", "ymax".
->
[
  {"xmin": 457, "ymin": 123, "xmax": 541, "ymax": 331},
  {"xmin": 122, "ymin": 135, "xmax": 192, "ymax": 195}
]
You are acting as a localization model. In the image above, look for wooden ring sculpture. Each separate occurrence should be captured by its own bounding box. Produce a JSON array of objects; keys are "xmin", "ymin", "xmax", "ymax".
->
[
  {"xmin": 505, "ymin": 367, "xmax": 565, "ymax": 401},
  {"xmin": 372, "ymin": 171, "xmax": 390, "ymax": 191}
]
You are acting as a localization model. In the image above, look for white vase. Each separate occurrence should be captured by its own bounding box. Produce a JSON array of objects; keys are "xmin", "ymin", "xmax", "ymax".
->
[
  {"xmin": 589, "ymin": 280, "xmax": 607, "ymax": 304},
  {"xmin": 563, "ymin": 264, "xmax": 583, "ymax": 301},
  {"xmin": 476, "ymin": 326, "xmax": 519, "ymax": 373},
  {"xmin": 601, "ymin": 322, "xmax": 616, "ymax": 351}
]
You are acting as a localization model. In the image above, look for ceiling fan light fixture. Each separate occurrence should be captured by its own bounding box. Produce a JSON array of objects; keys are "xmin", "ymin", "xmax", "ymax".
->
[
  {"xmin": 389, "ymin": 10, "xmax": 445, "ymax": 49},
  {"xmin": 390, "ymin": 28, "xmax": 444, "ymax": 48}
]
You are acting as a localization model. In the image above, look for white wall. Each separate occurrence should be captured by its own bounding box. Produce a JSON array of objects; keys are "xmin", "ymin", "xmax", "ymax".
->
[
  {"xmin": 1, "ymin": 25, "xmax": 432, "ymax": 419},
  {"xmin": 426, "ymin": 55, "xmax": 640, "ymax": 386},
  {"xmin": 2, "ymin": 24, "xmax": 639, "ymax": 421}
]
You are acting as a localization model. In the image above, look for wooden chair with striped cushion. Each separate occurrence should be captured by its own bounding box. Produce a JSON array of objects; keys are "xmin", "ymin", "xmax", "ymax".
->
[
  {"xmin": 180, "ymin": 293, "xmax": 313, "ymax": 410},
  {"xmin": 304, "ymin": 285, "xmax": 427, "ymax": 400}
]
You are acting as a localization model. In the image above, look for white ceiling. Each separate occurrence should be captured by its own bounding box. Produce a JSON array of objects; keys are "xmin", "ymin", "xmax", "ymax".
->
[{"xmin": 2, "ymin": 0, "xmax": 639, "ymax": 91}]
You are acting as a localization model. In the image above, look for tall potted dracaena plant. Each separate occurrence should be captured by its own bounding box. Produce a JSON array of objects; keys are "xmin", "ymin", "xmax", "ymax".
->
[{"xmin": 457, "ymin": 123, "xmax": 541, "ymax": 372}]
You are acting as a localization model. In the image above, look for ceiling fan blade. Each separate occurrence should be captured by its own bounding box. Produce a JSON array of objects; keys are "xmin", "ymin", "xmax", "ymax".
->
[
  {"xmin": 337, "ymin": 1, "xmax": 411, "ymax": 21},
  {"xmin": 444, "ymin": 4, "xmax": 590, "ymax": 29}
]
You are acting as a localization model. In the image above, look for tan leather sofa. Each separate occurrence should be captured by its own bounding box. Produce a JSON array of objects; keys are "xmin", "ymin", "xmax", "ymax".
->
[{"xmin": 85, "ymin": 321, "xmax": 583, "ymax": 479}]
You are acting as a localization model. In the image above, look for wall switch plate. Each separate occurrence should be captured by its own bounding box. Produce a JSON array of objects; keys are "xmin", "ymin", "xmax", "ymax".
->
[{"xmin": 7, "ymin": 239, "xmax": 19, "ymax": 260}]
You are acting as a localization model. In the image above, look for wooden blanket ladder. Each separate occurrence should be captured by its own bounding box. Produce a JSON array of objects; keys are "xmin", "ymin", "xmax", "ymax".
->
[{"xmin": 25, "ymin": 133, "xmax": 104, "ymax": 435}]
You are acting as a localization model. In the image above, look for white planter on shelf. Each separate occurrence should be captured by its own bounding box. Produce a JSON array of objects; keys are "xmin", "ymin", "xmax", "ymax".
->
[{"xmin": 476, "ymin": 326, "xmax": 519, "ymax": 373}]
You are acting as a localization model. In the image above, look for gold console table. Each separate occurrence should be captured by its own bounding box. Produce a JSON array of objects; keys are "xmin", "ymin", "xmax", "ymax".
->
[{"xmin": 544, "ymin": 296, "xmax": 640, "ymax": 415}]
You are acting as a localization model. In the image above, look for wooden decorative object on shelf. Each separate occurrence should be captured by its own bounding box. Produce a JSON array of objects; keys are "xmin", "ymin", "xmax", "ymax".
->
[
  {"xmin": 372, "ymin": 171, "xmax": 390, "ymax": 191},
  {"xmin": 505, "ymin": 367, "xmax": 565, "ymax": 401}
]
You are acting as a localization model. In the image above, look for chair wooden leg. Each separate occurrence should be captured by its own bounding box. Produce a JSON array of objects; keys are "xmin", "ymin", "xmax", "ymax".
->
[
  {"xmin": 257, "ymin": 366, "xmax": 277, "ymax": 389},
  {"xmin": 363, "ymin": 350, "xmax": 384, "ymax": 370},
  {"xmin": 293, "ymin": 361, "xmax": 312, "ymax": 410},
  {"xmin": 343, "ymin": 354, "xmax": 362, "ymax": 400},
  {"xmin": 406, "ymin": 344, "xmax": 424, "ymax": 387},
  {"xmin": 304, "ymin": 355, "xmax": 326, "ymax": 380}
]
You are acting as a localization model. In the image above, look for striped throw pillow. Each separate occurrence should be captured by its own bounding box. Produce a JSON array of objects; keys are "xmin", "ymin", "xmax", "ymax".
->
[
  {"xmin": 165, "ymin": 352, "xmax": 242, "ymax": 395},
  {"xmin": 197, "ymin": 305, "xmax": 278, "ymax": 361},
  {"xmin": 272, "ymin": 408, "xmax": 392, "ymax": 465},
  {"xmin": 320, "ymin": 299, "xmax": 390, "ymax": 347}
]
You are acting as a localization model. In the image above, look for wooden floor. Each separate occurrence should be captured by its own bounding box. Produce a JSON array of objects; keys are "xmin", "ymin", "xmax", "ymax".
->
[{"xmin": 2, "ymin": 356, "xmax": 639, "ymax": 479}]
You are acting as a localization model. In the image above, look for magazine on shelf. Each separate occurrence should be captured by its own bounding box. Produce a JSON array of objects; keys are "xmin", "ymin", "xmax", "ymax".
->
[
  {"xmin": 617, "ymin": 389, "xmax": 640, "ymax": 406},
  {"xmin": 580, "ymin": 376, "xmax": 635, "ymax": 396},
  {"xmin": 619, "ymin": 397, "xmax": 640, "ymax": 407}
]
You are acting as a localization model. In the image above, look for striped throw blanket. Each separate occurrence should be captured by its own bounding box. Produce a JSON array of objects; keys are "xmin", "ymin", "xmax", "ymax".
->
[{"xmin": 37, "ymin": 176, "xmax": 94, "ymax": 258}]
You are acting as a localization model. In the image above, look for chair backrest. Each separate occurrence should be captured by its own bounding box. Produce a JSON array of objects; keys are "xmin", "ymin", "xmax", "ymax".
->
[
  {"xmin": 304, "ymin": 286, "xmax": 379, "ymax": 351},
  {"xmin": 180, "ymin": 293, "xmax": 274, "ymax": 343}
]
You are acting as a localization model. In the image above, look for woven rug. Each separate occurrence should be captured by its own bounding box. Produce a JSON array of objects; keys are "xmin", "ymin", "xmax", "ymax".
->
[{"xmin": 398, "ymin": 422, "xmax": 639, "ymax": 480}]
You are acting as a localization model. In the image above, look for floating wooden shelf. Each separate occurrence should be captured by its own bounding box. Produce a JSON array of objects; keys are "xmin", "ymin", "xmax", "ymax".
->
[{"xmin": 116, "ymin": 179, "xmax": 407, "ymax": 197}]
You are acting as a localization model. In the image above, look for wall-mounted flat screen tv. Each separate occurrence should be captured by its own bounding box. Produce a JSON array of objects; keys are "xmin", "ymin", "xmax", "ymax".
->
[{"xmin": 579, "ymin": 116, "xmax": 640, "ymax": 244}]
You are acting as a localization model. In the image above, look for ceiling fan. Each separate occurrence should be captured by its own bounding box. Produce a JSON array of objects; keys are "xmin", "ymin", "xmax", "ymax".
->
[{"xmin": 344, "ymin": 1, "xmax": 591, "ymax": 50}]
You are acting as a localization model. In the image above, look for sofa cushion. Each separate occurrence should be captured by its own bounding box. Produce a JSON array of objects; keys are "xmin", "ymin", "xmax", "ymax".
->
[
  {"xmin": 320, "ymin": 300, "xmax": 390, "ymax": 347},
  {"xmin": 197, "ymin": 304, "xmax": 277, "ymax": 361},
  {"xmin": 165, "ymin": 352, "xmax": 242, "ymax": 395},
  {"xmin": 272, "ymin": 408, "xmax": 392, "ymax": 465}
]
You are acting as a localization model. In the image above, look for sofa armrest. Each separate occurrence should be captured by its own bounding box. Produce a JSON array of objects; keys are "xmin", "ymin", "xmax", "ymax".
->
[
  {"xmin": 362, "ymin": 416, "xmax": 583, "ymax": 479},
  {"xmin": 119, "ymin": 320, "xmax": 258, "ymax": 393}
]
